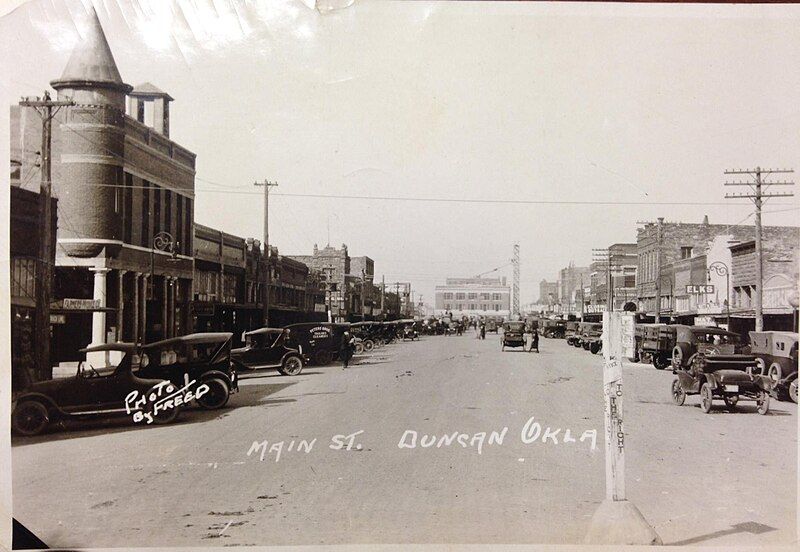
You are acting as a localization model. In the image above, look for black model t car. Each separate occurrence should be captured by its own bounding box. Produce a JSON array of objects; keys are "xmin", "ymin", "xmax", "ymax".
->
[
  {"xmin": 284, "ymin": 322, "xmax": 350, "ymax": 365},
  {"xmin": 12, "ymin": 343, "xmax": 179, "ymax": 436},
  {"xmin": 670, "ymin": 325, "xmax": 756, "ymax": 373},
  {"xmin": 139, "ymin": 332, "xmax": 238, "ymax": 410},
  {"xmin": 502, "ymin": 321, "xmax": 528, "ymax": 351},
  {"xmin": 671, "ymin": 355, "xmax": 772, "ymax": 414},
  {"xmin": 231, "ymin": 327, "xmax": 307, "ymax": 376}
]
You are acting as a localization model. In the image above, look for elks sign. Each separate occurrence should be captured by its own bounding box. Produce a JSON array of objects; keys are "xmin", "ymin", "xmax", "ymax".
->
[{"xmin": 685, "ymin": 284, "xmax": 714, "ymax": 294}]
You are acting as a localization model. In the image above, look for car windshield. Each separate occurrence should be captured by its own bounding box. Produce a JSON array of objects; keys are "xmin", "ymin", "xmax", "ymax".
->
[
  {"xmin": 79, "ymin": 354, "xmax": 125, "ymax": 378},
  {"xmin": 696, "ymin": 332, "xmax": 739, "ymax": 345}
]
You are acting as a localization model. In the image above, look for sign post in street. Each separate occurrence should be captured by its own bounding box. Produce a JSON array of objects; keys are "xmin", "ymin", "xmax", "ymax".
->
[{"xmin": 585, "ymin": 311, "xmax": 661, "ymax": 545}]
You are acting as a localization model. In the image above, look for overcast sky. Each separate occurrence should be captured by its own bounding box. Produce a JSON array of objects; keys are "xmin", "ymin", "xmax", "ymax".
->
[{"xmin": 2, "ymin": 0, "xmax": 799, "ymax": 305}]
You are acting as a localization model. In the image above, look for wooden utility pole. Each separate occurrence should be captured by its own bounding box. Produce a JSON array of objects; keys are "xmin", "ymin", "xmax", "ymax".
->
[
  {"xmin": 20, "ymin": 92, "xmax": 74, "ymax": 382},
  {"xmin": 254, "ymin": 179, "xmax": 278, "ymax": 326},
  {"xmin": 725, "ymin": 167, "xmax": 794, "ymax": 332},
  {"xmin": 654, "ymin": 218, "xmax": 664, "ymax": 323}
]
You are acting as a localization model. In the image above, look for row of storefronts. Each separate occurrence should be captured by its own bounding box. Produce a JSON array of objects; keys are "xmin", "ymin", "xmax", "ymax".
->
[{"xmin": 535, "ymin": 218, "xmax": 799, "ymax": 333}]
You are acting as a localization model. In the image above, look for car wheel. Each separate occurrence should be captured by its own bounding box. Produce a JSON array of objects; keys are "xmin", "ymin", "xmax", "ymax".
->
[
  {"xmin": 700, "ymin": 382, "xmax": 714, "ymax": 413},
  {"xmin": 671, "ymin": 379, "xmax": 686, "ymax": 406},
  {"xmin": 354, "ymin": 343, "xmax": 364, "ymax": 355},
  {"xmin": 363, "ymin": 340, "xmax": 375, "ymax": 352},
  {"xmin": 653, "ymin": 354, "xmax": 669, "ymax": 370},
  {"xmin": 723, "ymin": 394, "xmax": 739, "ymax": 409},
  {"xmin": 196, "ymin": 378, "xmax": 231, "ymax": 410},
  {"xmin": 754, "ymin": 357, "xmax": 766, "ymax": 376},
  {"xmin": 756, "ymin": 390, "xmax": 770, "ymax": 415},
  {"xmin": 12, "ymin": 400, "xmax": 50, "ymax": 436},
  {"xmin": 152, "ymin": 403, "xmax": 181, "ymax": 424},
  {"xmin": 789, "ymin": 379, "xmax": 798, "ymax": 404},
  {"xmin": 280, "ymin": 355, "xmax": 304, "ymax": 376},
  {"xmin": 768, "ymin": 363, "xmax": 783, "ymax": 383},
  {"xmin": 590, "ymin": 342, "xmax": 601, "ymax": 355}
]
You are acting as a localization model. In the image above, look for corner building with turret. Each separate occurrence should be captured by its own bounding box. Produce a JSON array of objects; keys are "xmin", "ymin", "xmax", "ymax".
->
[{"xmin": 11, "ymin": 9, "xmax": 195, "ymax": 367}]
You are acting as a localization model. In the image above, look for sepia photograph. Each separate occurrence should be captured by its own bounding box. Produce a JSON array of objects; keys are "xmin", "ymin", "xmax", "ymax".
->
[{"xmin": 1, "ymin": 0, "xmax": 798, "ymax": 550}]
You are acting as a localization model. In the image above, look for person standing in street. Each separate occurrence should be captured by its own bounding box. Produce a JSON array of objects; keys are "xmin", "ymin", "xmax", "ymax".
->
[
  {"xmin": 341, "ymin": 331, "xmax": 355, "ymax": 368},
  {"xmin": 530, "ymin": 327, "xmax": 539, "ymax": 352},
  {"xmin": 480, "ymin": 322, "xmax": 486, "ymax": 340}
]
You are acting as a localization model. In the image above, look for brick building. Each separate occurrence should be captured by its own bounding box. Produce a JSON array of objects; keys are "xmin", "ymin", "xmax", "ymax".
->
[
  {"xmin": 11, "ymin": 10, "xmax": 194, "ymax": 367},
  {"xmin": 729, "ymin": 226, "xmax": 800, "ymax": 332},
  {"xmin": 9, "ymin": 187, "xmax": 57, "ymax": 388},
  {"xmin": 434, "ymin": 277, "xmax": 511, "ymax": 318},
  {"xmin": 556, "ymin": 263, "xmax": 590, "ymax": 314},
  {"xmin": 636, "ymin": 216, "xmax": 798, "ymax": 330}
]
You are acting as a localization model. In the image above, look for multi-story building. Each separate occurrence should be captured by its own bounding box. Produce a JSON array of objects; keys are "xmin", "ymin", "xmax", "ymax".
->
[
  {"xmin": 11, "ymin": 10, "xmax": 195, "ymax": 368},
  {"xmin": 289, "ymin": 244, "xmax": 350, "ymax": 321},
  {"xmin": 538, "ymin": 280, "xmax": 558, "ymax": 307},
  {"xmin": 191, "ymin": 223, "xmax": 259, "ymax": 341},
  {"xmin": 728, "ymin": 226, "xmax": 800, "ymax": 332},
  {"xmin": 588, "ymin": 243, "xmax": 637, "ymax": 312},
  {"xmin": 635, "ymin": 216, "xmax": 798, "ymax": 330},
  {"xmin": 556, "ymin": 264, "xmax": 590, "ymax": 314},
  {"xmin": 434, "ymin": 277, "xmax": 511, "ymax": 318}
]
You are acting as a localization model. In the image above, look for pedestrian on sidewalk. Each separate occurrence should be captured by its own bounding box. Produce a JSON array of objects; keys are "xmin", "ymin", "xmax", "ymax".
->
[
  {"xmin": 341, "ymin": 331, "xmax": 355, "ymax": 368},
  {"xmin": 530, "ymin": 327, "xmax": 539, "ymax": 353}
]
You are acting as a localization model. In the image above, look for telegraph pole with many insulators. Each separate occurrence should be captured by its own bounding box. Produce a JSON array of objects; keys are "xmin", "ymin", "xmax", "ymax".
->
[{"xmin": 724, "ymin": 167, "xmax": 795, "ymax": 332}]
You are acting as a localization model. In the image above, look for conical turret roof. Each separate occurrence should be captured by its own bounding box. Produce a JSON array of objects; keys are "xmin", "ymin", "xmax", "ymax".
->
[{"xmin": 51, "ymin": 7, "xmax": 131, "ymax": 92}]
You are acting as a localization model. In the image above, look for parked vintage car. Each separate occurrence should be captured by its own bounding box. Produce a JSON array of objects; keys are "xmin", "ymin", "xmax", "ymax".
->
[
  {"xmin": 580, "ymin": 322, "xmax": 603, "ymax": 354},
  {"xmin": 749, "ymin": 331, "xmax": 798, "ymax": 403},
  {"xmin": 564, "ymin": 321, "xmax": 580, "ymax": 346},
  {"xmin": 502, "ymin": 321, "xmax": 527, "ymax": 351},
  {"xmin": 485, "ymin": 317, "xmax": 499, "ymax": 333},
  {"xmin": 541, "ymin": 319, "xmax": 566, "ymax": 339},
  {"xmin": 671, "ymin": 352, "xmax": 772, "ymax": 414},
  {"xmin": 350, "ymin": 321, "xmax": 381, "ymax": 351},
  {"xmin": 231, "ymin": 328, "xmax": 307, "ymax": 376},
  {"xmin": 12, "ymin": 343, "xmax": 180, "ymax": 436},
  {"xmin": 284, "ymin": 322, "xmax": 350, "ymax": 365},
  {"xmin": 670, "ymin": 325, "xmax": 756, "ymax": 374},
  {"xmin": 139, "ymin": 332, "xmax": 238, "ymax": 410},
  {"xmin": 641, "ymin": 324, "xmax": 675, "ymax": 369}
]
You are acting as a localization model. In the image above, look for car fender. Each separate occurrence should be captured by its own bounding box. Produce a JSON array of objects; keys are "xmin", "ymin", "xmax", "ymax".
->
[
  {"xmin": 281, "ymin": 351, "xmax": 305, "ymax": 366},
  {"xmin": 754, "ymin": 374, "xmax": 773, "ymax": 391},
  {"xmin": 702, "ymin": 373, "xmax": 719, "ymax": 390},
  {"xmin": 13, "ymin": 392, "xmax": 66, "ymax": 417},
  {"xmin": 198, "ymin": 370, "xmax": 233, "ymax": 389}
]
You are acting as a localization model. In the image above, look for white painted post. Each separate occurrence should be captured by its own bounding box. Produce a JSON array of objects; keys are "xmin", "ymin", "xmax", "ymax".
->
[
  {"xmin": 585, "ymin": 311, "xmax": 661, "ymax": 545},
  {"xmin": 602, "ymin": 310, "xmax": 625, "ymax": 501}
]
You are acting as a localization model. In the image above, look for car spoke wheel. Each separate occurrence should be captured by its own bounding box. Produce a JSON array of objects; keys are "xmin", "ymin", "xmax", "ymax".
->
[
  {"xmin": 754, "ymin": 357, "xmax": 766, "ymax": 376},
  {"xmin": 671, "ymin": 379, "xmax": 686, "ymax": 406},
  {"xmin": 788, "ymin": 379, "xmax": 798, "ymax": 404},
  {"xmin": 756, "ymin": 390, "xmax": 770, "ymax": 415},
  {"xmin": 152, "ymin": 403, "xmax": 181, "ymax": 424},
  {"xmin": 653, "ymin": 354, "xmax": 669, "ymax": 370},
  {"xmin": 723, "ymin": 394, "xmax": 739, "ymax": 409},
  {"xmin": 281, "ymin": 356, "xmax": 304, "ymax": 376},
  {"xmin": 363, "ymin": 340, "xmax": 375, "ymax": 352},
  {"xmin": 700, "ymin": 382, "xmax": 714, "ymax": 413},
  {"xmin": 12, "ymin": 401, "xmax": 49, "ymax": 436},
  {"xmin": 196, "ymin": 378, "xmax": 230, "ymax": 410},
  {"xmin": 768, "ymin": 363, "xmax": 782, "ymax": 383},
  {"xmin": 354, "ymin": 343, "xmax": 364, "ymax": 355}
]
